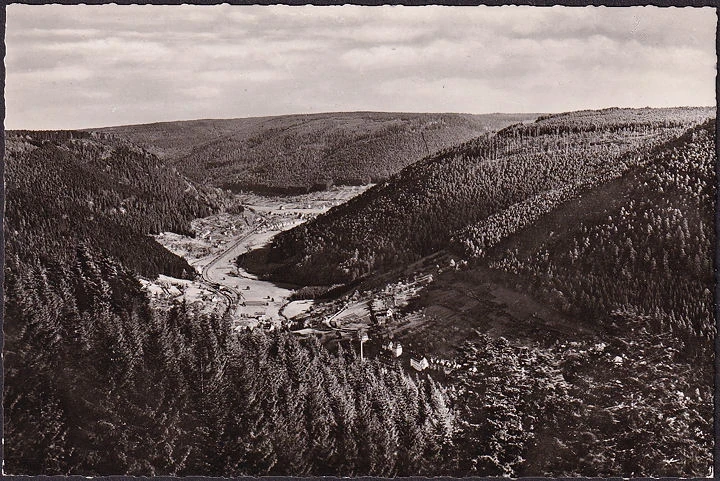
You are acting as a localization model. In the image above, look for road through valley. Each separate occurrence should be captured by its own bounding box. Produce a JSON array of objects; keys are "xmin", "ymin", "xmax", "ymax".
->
[{"xmin": 200, "ymin": 214, "xmax": 303, "ymax": 324}]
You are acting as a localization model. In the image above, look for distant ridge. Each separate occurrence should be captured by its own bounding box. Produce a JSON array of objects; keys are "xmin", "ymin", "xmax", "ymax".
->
[{"xmin": 92, "ymin": 111, "xmax": 539, "ymax": 194}]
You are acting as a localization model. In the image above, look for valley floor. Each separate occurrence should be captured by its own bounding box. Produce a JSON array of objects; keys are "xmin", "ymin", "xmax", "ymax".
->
[{"xmin": 151, "ymin": 185, "xmax": 372, "ymax": 328}]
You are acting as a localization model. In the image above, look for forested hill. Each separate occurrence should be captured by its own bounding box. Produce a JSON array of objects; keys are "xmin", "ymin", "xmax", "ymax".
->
[
  {"xmin": 248, "ymin": 107, "xmax": 714, "ymax": 286},
  {"xmin": 4, "ymin": 130, "xmax": 458, "ymax": 476},
  {"xmin": 427, "ymin": 117, "xmax": 716, "ymax": 476},
  {"xmin": 485, "ymin": 117, "xmax": 716, "ymax": 344},
  {"xmin": 5, "ymin": 130, "xmax": 237, "ymax": 279},
  {"xmin": 93, "ymin": 112, "xmax": 537, "ymax": 194}
]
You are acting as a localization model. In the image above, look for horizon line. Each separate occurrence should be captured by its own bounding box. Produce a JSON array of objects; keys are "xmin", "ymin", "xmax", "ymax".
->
[{"xmin": 6, "ymin": 105, "xmax": 716, "ymax": 132}]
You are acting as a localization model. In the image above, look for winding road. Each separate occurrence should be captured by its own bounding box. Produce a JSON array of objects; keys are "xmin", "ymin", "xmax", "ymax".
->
[
  {"xmin": 199, "ymin": 226, "xmax": 260, "ymax": 309},
  {"xmin": 197, "ymin": 210, "xmax": 303, "ymax": 323},
  {"xmin": 188, "ymin": 186, "xmax": 374, "ymax": 324}
]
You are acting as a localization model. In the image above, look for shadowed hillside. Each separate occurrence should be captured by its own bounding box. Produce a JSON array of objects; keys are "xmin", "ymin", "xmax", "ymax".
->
[
  {"xmin": 4, "ymin": 130, "xmax": 239, "ymax": 279},
  {"xmin": 445, "ymin": 117, "xmax": 716, "ymax": 477},
  {"xmin": 93, "ymin": 112, "xmax": 538, "ymax": 193},
  {"xmin": 394, "ymin": 115, "xmax": 715, "ymax": 354},
  {"xmin": 483, "ymin": 117, "xmax": 716, "ymax": 343}
]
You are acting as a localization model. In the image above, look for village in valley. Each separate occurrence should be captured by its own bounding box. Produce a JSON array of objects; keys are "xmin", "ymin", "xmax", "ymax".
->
[
  {"xmin": 142, "ymin": 184, "xmax": 466, "ymax": 373},
  {"xmin": 142, "ymin": 183, "xmax": 595, "ymax": 378}
]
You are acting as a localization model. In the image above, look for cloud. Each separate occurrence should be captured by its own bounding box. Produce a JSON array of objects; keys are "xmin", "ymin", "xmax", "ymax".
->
[
  {"xmin": 5, "ymin": 4, "xmax": 716, "ymax": 130},
  {"xmin": 196, "ymin": 69, "xmax": 288, "ymax": 84},
  {"xmin": 11, "ymin": 65, "xmax": 95, "ymax": 83}
]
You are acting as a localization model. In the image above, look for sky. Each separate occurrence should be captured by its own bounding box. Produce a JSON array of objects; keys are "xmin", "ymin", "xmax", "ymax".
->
[{"xmin": 5, "ymin": 5, "xmax": 717, "ymax": 130}]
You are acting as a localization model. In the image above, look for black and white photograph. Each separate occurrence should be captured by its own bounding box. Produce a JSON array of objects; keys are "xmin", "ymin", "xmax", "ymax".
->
[{"xmin": 3, "ymin": 3, "xmax": 717, "ymax": 477}]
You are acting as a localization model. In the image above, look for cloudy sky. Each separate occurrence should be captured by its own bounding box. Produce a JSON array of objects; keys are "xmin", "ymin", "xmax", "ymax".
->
[{"xmin": 6, "ymin": 5, "xmax": 716, "ymax": 130}]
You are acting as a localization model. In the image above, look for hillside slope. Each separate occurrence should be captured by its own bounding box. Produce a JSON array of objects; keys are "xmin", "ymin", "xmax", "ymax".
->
[
  {"xmin": 484, "ymin": 117, "xmax": 716, "ymax": 343},
  {"xmin": 249, "ymin": 107, "xmax": 714, "ymax": 286},
  {"xmin": 271, "ymin": 113, "xmax": 715, "ymax": 477},
  {"xmin": 94, "ymin": 112, "xmax": 537, "ymax": 193},
  {"xmin": 5, "ymin": 130, "xmax": 237, "ymax": 278},
  {"xmin": 394, "ymin": 116, "xmax": 715, "ymax": 350},
  {"xmin": 459, "ymin": 117, "xmax": 716, "ymax": 475}
]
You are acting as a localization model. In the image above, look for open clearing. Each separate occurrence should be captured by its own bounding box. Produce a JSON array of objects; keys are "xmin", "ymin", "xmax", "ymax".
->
[{"xmin": 395, "ymin": 264, "xmax": 599, "ymax": 358}]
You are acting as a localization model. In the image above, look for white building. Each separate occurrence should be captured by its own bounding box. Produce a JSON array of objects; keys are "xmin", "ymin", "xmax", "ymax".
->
[{"xmin": 410, "ymin": 357, "xmax": 429, "ymax": 371}]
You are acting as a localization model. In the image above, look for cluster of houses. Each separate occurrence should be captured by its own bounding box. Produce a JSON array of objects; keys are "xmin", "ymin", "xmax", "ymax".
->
[
  {"xmin": 377, "ymin": 337, "xmax": 431, "ymax": 372},
  {"xmin": 193, "ymin": 215, "xmax": 251, "ymax": 246},
  {"xmin": 382, "ymin": 345, "xmax": 456, "ymax": 374},
  {"xmin": 364, "ymin": 274, "xmax": 435, "ymax": 326},
  {"xmin": 234, "ymin": 316, "xmax": 291, "ymax": 333},
  {"xmin": 371, "ymin": 299, "xmax": 395, "ymax": 325},
  {"xmin": 427, "ymin": 357, "xmax": 462, "ymax": 374}
]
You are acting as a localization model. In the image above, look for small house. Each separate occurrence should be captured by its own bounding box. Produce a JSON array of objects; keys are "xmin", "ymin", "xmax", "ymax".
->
[
  {"xmin": 410, "ymin": 357, "xmax": 429, "ymax": 371},
  {"xmin": 384, "ymin": 340, "xmax": 403, "ymax": 357}
]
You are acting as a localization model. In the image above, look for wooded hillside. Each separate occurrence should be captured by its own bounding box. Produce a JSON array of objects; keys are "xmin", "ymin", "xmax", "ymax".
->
[
  {"xmin": 486, "ymin": 118, "xmax": 716, "ymax": 345},
  {"xmin": 5, "ymin": 108, "xmax": 715, "ymax": 477},
  {"xmin": 5, "ymin": 130, "xmax": 239, "ymax": 278},
  {"xmin": 95, "ymin": 112, "xmax": 537, "ymax": 193},
  {"xmin": 4, "ymin": 129, "xmax": 457, "ymax": 477},
  {"xmin": 250, "ymin": 107, "xmax": 713, "ymax": 286}
]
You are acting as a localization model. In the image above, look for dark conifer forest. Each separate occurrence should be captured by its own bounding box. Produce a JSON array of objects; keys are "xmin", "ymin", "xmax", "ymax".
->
[
  {"xmin": 5, "ymin": 131, "xmax": 235, "ymax": 278},
  {"xmin": 4, "ymin": 107, "xmax": 716, "ymax": 477},
  {"xmin": 487, "ymin": 118, "xmax": 716, "ymax": 343}
]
